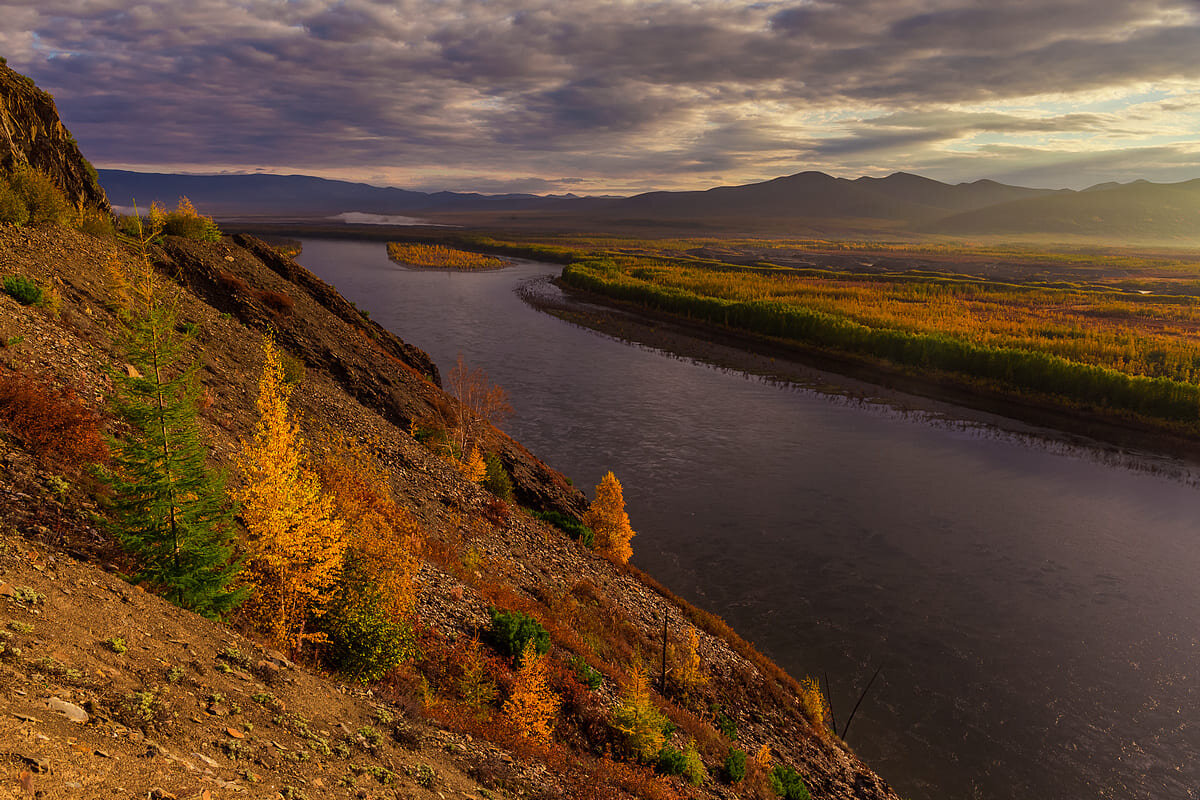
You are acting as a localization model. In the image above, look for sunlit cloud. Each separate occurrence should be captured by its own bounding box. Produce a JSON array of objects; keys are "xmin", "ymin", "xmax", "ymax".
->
[{"xmin": 4, "ymin": 0, "xmax": 1200, "ymax": 192}]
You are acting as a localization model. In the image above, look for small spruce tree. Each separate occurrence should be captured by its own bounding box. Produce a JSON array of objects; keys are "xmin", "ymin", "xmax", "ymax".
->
[{"xmin": 108, "ymin": 216, "xmax": 245, "ymax": 618}]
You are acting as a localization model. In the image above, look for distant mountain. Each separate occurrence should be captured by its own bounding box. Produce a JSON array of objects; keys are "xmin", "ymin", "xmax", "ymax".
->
[
  {"xmin": 99, "ymin": 168, "xmax": 1200, "ymax": 240},
  {"xmin": 931, "ymin": 178, "xmax": 1200, "ymax": 238},
  {"xmin": 595, "ymin": 171, "xmax": 1060, "ymax": 224},
  {"xmin": 98, "ymin": 170, "xmax": 578, "ymax": 217}
]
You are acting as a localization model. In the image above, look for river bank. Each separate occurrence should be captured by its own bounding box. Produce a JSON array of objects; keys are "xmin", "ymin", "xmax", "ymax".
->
[{"xmin": 526, "ymin": 275, "xmax": 1200, "ymax": 464}]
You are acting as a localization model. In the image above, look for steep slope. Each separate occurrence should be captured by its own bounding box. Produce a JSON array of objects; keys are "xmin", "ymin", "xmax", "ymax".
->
[
  {"xmin": 0, "ymin": 222, "xmax": 900, "ymax": 800},
  {"xmin": 0, "ymin": 61, "xmax": 109, "ymax": 213}
]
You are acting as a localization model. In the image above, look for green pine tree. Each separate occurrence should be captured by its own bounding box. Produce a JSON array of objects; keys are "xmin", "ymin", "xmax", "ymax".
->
[{"xmin": 108, "ymin": 215, "xmax": 245, "ymax": 619}]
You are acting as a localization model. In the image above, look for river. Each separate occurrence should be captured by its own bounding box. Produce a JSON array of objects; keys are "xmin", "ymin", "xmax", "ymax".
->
[{"xmin": 296, "ymin": 238, "xmax": 1200, "ymax": 800}]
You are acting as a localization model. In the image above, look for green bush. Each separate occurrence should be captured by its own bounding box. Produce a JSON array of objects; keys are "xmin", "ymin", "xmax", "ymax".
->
[
  {"xmin": 770, "ymin": 765, "xmax": 811, "ymax": 800},
  {"xmin": 571, "ymin": 654, "xmax": 603, "ymax": 689},
  {"xmin": 533, "ymin": 509, "xmax": 594, "ymax": 547},
  {"xmin": 0, "ymin": 179, "xmax": 29, "ymax": 226},
  {"xmin": 657, "ymin": 741, "xmax": 707, "ymax": 785},
  {"xmin": 322, "ymin": 583, "xmax": 417, "ymax": 683},
  {"xmin": 482, "ymin": 453, "xmax": 513, "ymax": 500},
  {"xmin": 724, "ymin": 748, "xmax": 746, "ymax": 784},
  {"xmin": 487, "ymin": 606, "xmax": 550, "ymax": 661},
  {"xmin": 9, "ymin": 167, "xmax": 72, "ymax": 225},
  {"xmin": 2, "ymin": 275, "xmax": 43, "ymax": 306},
  {"xmin": 162, "ymin": 207, "xmax": 222, "ymax": 242}
]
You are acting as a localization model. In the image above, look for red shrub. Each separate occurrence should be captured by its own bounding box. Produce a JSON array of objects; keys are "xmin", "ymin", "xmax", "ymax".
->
[
  {"xmin": 0, "ymin": 370, "xmax": 108, "ymax": 469},
  {"xmin": 253, "ymin": 288, "xmax": 295, "ymax": 314}
]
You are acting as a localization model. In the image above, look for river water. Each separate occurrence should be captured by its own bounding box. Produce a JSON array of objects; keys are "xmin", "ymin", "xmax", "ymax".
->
[{"xmin": 296, "ymin": 238, "xmax": 1199, "ymax": 800}]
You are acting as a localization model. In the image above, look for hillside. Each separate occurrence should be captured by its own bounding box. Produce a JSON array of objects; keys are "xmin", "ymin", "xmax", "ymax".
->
[{"xmin": 0, "ymin": 220, "xmax": 900, "ymax": 800}]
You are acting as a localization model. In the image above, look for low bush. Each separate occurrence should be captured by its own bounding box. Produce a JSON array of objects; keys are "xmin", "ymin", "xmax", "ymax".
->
[
  {"xmin": 770, "ymin": 765, "xmax": 811, "ymax": 800},
  {"xmin": 160, "ymin": 197, "xmax": 221, "ymax": 242},
  {"xmin": 7, "ymin": 168, "xmax": 72, "ymax": 226},
  {"xmin": 724, "ymin": 748, "xmax": 746, "ymax": 783},
  {"xmin": 487, "ymin": 606, "xmax": 550, "ymax": 661},
  {"xmin": 2, "ymin": 275, "xmax": 42, "ymax": 306},
  {"xmin": 0, "ymin": 179, "xmax": 29, "ymax": 226},
  {"xmin": 483, "ymin": 453, "xmax": 513, "ymax": 500},
  {"xmin": 322, "ymin": 586, "xmax": 417, "ymax": 683},
  {"xmin": 0, "ymin": 370, "xmax": 108, "ymax": 469},
  {"xmin": 533, "ymin": 509, "xmax": 594, "ymax": 547},
  {"xmin": 254, "ymin": 288, "xmax": 295, "ymax": 314}
]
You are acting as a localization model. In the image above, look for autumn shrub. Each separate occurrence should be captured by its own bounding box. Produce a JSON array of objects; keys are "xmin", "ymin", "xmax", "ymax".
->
[
  {"xmin": 216, "ymin": 271, "xmax": 250, "ymax": 294},
  {"xmin": 2, "ymin": 275, "xmax": 43, "ymax": 306},
  {"xmin": 8, "ymin": 167, "xmax": 72, "ymax": 226},
  {"xmin": 488, "ymin": 607, "xmax": 550, "ymax": 662},
  {"xmin": 0, "ymin": 178, "xmax": 29, "ymax": 225},
  {"xmin": 0, "ymin": 370, "xmax": 107, "ymax": 469},
  {"xmin": 483, "ymin": 453, "xmax": 513, "ymax": 500},
  {"xmin": 254, "ymin": 288, "xmax": 295, "ymax": 314},
  {"xmin": 534, "ymin": 510, "xmax": 594, "ymax": 547},
  {"xmin": 160, "ymin": 197, "xmax": 221, "ymax": 242},
  {"xmin": 481, "ymin": 496, "xmax": 509, "ymax": 523},
  {"xmin": 76, "ymin": 208, "xmax": 115, "ymax": 239}
]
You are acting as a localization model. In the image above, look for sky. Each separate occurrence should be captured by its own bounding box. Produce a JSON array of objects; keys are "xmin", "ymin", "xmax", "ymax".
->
[{"xmin": 4, "ymin": 0, "xmax": 1200, "ymax": 195}]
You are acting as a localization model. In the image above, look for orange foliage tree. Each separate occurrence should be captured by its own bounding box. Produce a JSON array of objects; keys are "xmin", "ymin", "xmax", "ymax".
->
[
  {"xmin": 315, "ymin": 435, "xmax": 423, "ymax": 621},
  {"xmin": 235, "ymin": 337, "xmax": 347, "ymax": 651},
  {"xmin": 501, "ymin": 639, "xmax": 560, "ymax": 743},
  {"xmin": 583, "ymin": 471, "xmax": 635, "ymax": 564}
]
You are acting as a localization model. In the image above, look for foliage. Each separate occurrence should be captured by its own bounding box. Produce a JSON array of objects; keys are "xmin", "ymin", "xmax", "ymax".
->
[
  {"xmin": 386, "ymin": 242, "xmax": 508, "ymax": 270},
  {"xmin": 501, "ymin": 639, "xmax": 560, "ymax": 742},
  {"xmin": 0, "ymin": 369, "xmax": 107, "ymax": 469},
  {"xmin": 159, "ymin": 197, "xmax": 222, "ymax": 242},
  {"xmin": 799, "ymin": 675, "xmax": 830, "ymax": 731},
  {"xmin": 673, "ymin": 626, "xmax": 707, "ymax": 694},
  {"xmin": 0, "ymin": 179, "xmax": 29, "ymax": 226},
  {"xmin": 6, "ymin": 167, "xmax": 72, "ymax": 226},
  {"xmin": 724, "ymin": 748, "xmax": 746, "ymax": 784},
  {"xmin": 582, "ymin": 471, "xmax": 635, "ymax": 564},
  {"xmin": 487, "ymin": 606, "xmax": 550, "ymax": 661},
  {"xmin": 611, "ymin": 660, "xmax": 670, "ymax": 762},
  {"xmin": 533, "ymin": 509, "xmax": 594, "ymax": 547},
  {"xmin": 458, "ymin": 635, "xmax": 499, "ymax": 717},
  {"xmin": 482, "ymin": 453, "xmax": 513, "ymax": 500},
  {"xmin": 315, "ymin": 435, "xmax": 422, "ymax": 622},
  {"xmin": 562, "ymin": 256, "xmax": 1200, "ymax": 427},
  {"xmin": 108, "ymin": 220, "xmax": 245, "ymax": 618},
  {"xmin": 235, "ymin": 336, "xmax": 348, "ymax": 651},
  {"xmin": 770, "ymin": 765, "xmax": 811, "ymax": 800},
  {"xmin": 321, "ymin": 570, "xmax": 416, "ymax": 683},
  {"xmin": 571, "ymin": 654, "xmax": 603, "ymax": 690},
  {"xmin": 460, "ymin": 445, "xmax": 486, "ymax": 482},
  {"xmin": 1, "ymin": 277, "xmax": 38, "ymax": 310}
]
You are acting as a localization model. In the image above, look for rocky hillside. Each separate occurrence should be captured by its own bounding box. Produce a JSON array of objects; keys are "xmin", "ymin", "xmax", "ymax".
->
[
  {"xmin": 0, "ymin": 221, "xmax": 900, "ymax": 800},
  {"xmin": 0, "ymin": 61, "xmax": 109, "ymax": 213}
]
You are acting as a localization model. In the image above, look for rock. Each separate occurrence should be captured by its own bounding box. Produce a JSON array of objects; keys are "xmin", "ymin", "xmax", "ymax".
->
[
  {"xmin": 15, "ymin": 753, "xmax": 49, "ymax": 773},
  {"xmin": 149, "ymin": 789, "xmax": 177, "ymax": 800},
  {"xmin": 48, "ymin": 696, "xmax": 88, "ymax": 723},
  {"xmin": 18, "ymin": 770, "xmax": 33, "ymax": 795},
  {"xmin": 0, "ymin": 582, "xmax": 17, "ymax": 597},
  {"xmin": 192, "ymin": 752, "xmax": 220, "ymax": 769},
  {"xmin": 225, "ymin": 727, "xmax": 244, "ymax": 739}
]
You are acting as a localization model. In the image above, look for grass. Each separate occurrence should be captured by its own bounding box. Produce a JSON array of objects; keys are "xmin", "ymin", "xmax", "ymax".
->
[{"xmin": 386, "ymin": 242, "xmax": 509, "ymax": 270}]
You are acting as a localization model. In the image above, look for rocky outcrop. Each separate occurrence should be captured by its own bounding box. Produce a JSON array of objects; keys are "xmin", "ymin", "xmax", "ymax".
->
[{"xmin": 0, "ymin": 61, "xmax": 109, "ymax": 212}]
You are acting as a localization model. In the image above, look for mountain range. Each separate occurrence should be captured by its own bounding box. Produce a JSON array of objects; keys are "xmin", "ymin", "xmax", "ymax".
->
[{"xmin": 99, "ymin": 168, "xmax": 1200, "ymax": 240}]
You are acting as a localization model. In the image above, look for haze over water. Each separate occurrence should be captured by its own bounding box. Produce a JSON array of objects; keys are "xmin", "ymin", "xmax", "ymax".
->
[{"xmin": 299, "ymin": 238, "xmax": 1200, "ymax": 800}]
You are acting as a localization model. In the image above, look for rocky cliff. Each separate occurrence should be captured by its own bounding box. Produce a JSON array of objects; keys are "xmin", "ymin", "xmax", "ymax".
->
[{"xmin": 0, "ymin": 60, "xmax": 109, "ymax": 212}]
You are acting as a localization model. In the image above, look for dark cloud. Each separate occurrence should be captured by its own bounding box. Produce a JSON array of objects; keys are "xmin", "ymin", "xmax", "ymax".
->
[{"xmin": 2, "ymin": 0, "xmax": 1199, "ymax": 192}]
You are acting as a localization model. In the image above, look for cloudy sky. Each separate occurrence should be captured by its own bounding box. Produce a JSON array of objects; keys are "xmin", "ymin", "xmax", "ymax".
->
[{"xmin": 4, "ymin": 0, "xmax": 1200, "ymax": 194}]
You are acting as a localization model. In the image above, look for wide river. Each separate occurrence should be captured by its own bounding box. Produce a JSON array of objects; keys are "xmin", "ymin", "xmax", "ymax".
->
[{"xmin": 297, "ymin": 238, "xmax": 1199, "ymax": 800}]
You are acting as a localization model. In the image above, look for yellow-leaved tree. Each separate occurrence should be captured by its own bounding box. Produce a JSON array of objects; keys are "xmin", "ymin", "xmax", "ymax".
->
[
  {"xmin": 673, "ymin": 625, "xmax": 708, "ymax": 694},
  {"xmin": 582, "ymin": 470, "xmax": 635, "ymax": 564},
  {"xmin": 236, "ymin": 337, "xmax": 347, "ymax": 652},
  {"xmin": 611, "ymin": 658, "xmax": 669, "ymax": 761},
  {"xmin": 501, "ymin": 639, "xmax": 560, "ymax": 743}
]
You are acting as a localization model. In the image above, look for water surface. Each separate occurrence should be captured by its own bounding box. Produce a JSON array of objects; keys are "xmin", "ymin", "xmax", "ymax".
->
[{"xmin": 298, "ymin": 238, "xmax": 1200, "ymax": 800}]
